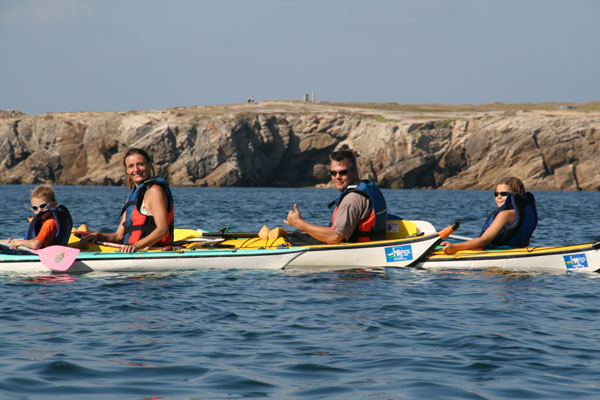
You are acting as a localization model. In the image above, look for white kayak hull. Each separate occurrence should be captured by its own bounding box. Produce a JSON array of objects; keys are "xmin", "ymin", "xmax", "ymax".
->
[
  {"xmin": 0, "ymin": 248, "xmax": 307, "ymax": 274},
  {"xmin": 416, "ymin": 242, "xmax": 600, "ymax": 273},
  {"xmin": 285, "ymin": 233, "xmax": 442, "ymax": 270}
]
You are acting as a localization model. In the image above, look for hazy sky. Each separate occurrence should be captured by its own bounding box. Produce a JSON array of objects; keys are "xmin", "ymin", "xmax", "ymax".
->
[{"xmin": 1, "ymin": 0, "xmax": 599, "ymax": 115}]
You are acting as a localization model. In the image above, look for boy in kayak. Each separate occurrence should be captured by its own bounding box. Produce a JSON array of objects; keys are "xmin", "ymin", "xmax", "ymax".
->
[
  {"xmin": 284, "ymin": 148, "xmax": 387, "ymax": 244},
  {"xmin": 4, "ymin": 185, "xmax": 73, "ymax": 251},
  {"xmin": 79, "ymin": 148, "xmax": 174, "ymax": 253},
  {"xmin": 440, "ymin": 177, "xmax": 537, "ymax": 254}
]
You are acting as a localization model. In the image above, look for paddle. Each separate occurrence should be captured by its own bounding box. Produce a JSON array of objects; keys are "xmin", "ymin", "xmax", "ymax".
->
[
  {"xmin": 175, "ymin": 229, "xmax": 265, "ymax": 240},
  {"xmin": 438, "ymin": 222, "xmax": 460, "ymax": 241},
  {"xmin": 74, "ymin": 232, "xmax": 180, "ymax": 251},
  {"xmin": 449, "ymin": 234, "xmax": 474, "ymax": 241},
  {"xmin": 202, "ymin": 231, "xmax": 260, "ymax": 238},
  {"xmin": 94, "ymin": 240, "xmax": 183, "ymax": 251},
  {"xmin": 0, "ymin": 241, "xmax": 80, "ymax": 271}
]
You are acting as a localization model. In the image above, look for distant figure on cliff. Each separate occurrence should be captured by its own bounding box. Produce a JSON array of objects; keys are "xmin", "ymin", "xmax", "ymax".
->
[
  {"xmin": 79, "ymin": 148, "xmax": 174, "ymax": 253},
  {"xmin": 440, "ymin": 177, "xmax": 538, "ymax": 254},
  {"xmin": 284, "ymin": 148, "xmax": 387, "ymax": 244},
  {"xmin": 2, "ymin": 185, "xmax": 73, "ymax": 253}
]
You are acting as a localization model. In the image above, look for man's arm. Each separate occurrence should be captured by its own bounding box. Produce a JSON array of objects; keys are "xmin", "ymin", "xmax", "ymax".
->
[{"xmin": 284, "ymin": 204, "xmax": 344, "ymax": 244}]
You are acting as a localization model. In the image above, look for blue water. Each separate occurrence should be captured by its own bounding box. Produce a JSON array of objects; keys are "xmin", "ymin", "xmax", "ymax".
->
[{"xmin": 0, "ymin": 185, "xmax": 599, "ymax": 399}]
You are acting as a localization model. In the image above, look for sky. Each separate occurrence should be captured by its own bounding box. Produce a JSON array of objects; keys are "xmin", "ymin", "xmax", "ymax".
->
[{"xmin": 1, "ymin": 0, "xmax": 599, "ymax": 115}]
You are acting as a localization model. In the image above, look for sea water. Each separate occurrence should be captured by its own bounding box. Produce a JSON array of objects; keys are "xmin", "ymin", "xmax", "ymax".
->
[{"xmin": 0, "ymin": 185, "xmax": 599, "ymax": 399}]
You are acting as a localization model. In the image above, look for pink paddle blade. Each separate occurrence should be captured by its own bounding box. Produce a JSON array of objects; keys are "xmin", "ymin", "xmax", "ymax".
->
[{"xmin": 31, "ymin": 245, "xmax": 80, "ymax": 271}]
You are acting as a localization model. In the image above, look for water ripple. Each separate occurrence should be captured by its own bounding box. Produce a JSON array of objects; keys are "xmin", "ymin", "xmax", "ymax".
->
[{"xmin": 1, "ymin": 187, "xmax": 600, "ymax": 398}]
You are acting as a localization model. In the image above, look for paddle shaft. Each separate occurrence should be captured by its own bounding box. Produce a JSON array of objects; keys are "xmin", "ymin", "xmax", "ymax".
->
[
  {"xmin": 94, "ymin": 240, "xmax": 178, "ymax": 251},
  {"xmin": 0, "ymin": 240, "xmax": 34, "ymax": 254},
  {"xmin": 0, "ymin": 240, "xmax": 47, "ymax": 256},
  {"xmin": 201, "ymin": 231, "xmax": 260, "ymax": 238},
  {"xmin": 449, "ymin": 234, "xmax": 475, "ymax": 241}
]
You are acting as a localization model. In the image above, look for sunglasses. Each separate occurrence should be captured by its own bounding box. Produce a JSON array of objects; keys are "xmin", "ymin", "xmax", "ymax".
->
[
  {"xmin": 330, "ymin": 169, "xmax": 351, "ymax": 177},
  {"xmin": 31, "ymin": 203, "xmax": 51, "ymax": 212},
  {"xmin": 494, "ymin": 191, "xmax": 510, "ymax": 197}
]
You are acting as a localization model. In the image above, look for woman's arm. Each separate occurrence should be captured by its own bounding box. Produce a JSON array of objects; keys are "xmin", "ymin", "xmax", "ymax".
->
[
  {"xmin": 79, "ymin": 214, "xmax": 126, "ymax": 248},
  {"xmin": 441, "ymin": 209, "xmax": 516, "ymax": 254}
]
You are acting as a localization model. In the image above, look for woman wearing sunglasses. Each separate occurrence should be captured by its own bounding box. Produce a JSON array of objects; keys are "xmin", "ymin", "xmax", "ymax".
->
[
  {"xmin": 441, "ymin": 177, "xmax": 537, "ymax": 255},
  {"xmin": 5, "ymin": 185, "xmax": 73, "ymax": 251},
  {"xmin": 79, "ymin": 148, "xmax": 174, "ymax": 253}
]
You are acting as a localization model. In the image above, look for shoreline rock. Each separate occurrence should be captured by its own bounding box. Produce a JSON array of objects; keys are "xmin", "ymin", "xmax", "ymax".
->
[{"xmin": 1, "ymin": 101, "xmax": 599, "ymax": 191}]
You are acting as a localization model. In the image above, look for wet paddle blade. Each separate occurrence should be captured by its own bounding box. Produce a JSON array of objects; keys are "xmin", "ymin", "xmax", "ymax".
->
[{"xmin": 31, "ymin": 245, "xmax": 80, "ymax": 271}]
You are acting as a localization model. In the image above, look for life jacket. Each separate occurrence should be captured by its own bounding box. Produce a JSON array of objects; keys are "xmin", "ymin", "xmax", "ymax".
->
[
  {"xmin": 25, "ymin": 205, "xmax": 73, "ymax": 246},
  {"xmin": 122, "ymin": 178, "xmax": 174, "ymax": 246},
  {"xmin": 329, "ymin": 181, "xmax": 388, "ymax": 242},
  {"xmin": 480, "ymin": 192, "xmax": 538, "ymax": 248}
]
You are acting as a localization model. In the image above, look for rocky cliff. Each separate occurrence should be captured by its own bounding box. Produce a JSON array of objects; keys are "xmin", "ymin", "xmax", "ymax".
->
[{"xmin": 1, "ymin": 101, "xmax": 599, "ymax": 191}]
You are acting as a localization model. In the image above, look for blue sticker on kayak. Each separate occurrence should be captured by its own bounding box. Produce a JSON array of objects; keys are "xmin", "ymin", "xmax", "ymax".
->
[
  {"xmin": 563, "ymin": 254, "xmax": 588, "ymax": 269},
  {"xmin": 385, "ymin": 245, "xmax": 413, "ymax": 262}
]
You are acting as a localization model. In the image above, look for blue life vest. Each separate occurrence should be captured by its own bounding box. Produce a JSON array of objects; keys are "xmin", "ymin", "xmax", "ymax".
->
[
  {"xmin": 122, "ymin": 178, "xmax": 174, "ymax": 246},
  {"xmin": 25, "ymin": 205, "xmax": 73, "ymax": 246},
  {"xmin": 330, "ymin": 181, "xmax": 388, "ymax": 242},
  {"xmin": 480, "ymin": 192, "xmax": 538, "ymax": 248}
]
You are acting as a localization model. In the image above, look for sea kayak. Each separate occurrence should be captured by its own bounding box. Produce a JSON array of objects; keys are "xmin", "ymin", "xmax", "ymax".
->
[
  {"xmin": 0, "ymin": 220, "xmax": 453, "ymax": 274},
  {"xmin": 0, "ymin": 246, "xmax": 308, "ymax": 274},
  {"xmin": 172, "ymin": 221, "xmax": 457, "ymax": 272},
  {"xmin": 416, "ymin": 242, "xmax": 600, "ymax": 273}
]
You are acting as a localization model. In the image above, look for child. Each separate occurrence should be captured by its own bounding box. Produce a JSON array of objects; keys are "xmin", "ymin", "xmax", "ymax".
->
[{"xmin": 6, "ymin": 185, "xmax": 73, "ymax": 250}]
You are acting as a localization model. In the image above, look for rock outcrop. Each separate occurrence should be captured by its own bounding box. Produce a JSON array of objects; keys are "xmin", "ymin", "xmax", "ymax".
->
[{"xmin": 1, "ymin": 101, "xmax": 599, "ymax": 191}]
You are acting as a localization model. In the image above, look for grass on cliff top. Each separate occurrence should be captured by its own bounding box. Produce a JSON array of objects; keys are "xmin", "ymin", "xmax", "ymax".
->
[{"xmin": 316, "ymin": 101, "xmax": 600, "ymax": 113}]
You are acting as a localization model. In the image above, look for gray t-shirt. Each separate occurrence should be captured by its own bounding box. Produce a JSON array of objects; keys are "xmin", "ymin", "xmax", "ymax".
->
[{"xmin": 331, "ymin": 192, "xmax": 372, "ymax": 240}]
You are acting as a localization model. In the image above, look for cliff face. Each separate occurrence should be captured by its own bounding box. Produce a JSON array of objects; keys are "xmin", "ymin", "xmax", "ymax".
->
[{"xmin": 1, "ymin": 102, "xmax": 599, "ymax": 191}]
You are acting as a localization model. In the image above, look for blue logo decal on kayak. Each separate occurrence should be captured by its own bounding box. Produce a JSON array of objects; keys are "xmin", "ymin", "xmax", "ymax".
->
[
  {"xmin": 385, "ymin": 245, "xmax": 413, "ymax": 262},
  {"xmin": 563, "ymin": 254, "xmax": 588, "ymax": 269}
]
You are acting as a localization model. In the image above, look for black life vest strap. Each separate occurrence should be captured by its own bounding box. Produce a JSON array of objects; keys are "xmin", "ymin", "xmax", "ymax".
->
[
  {"xmin": 124, "ymin": 221, "xmax": 175, "ymax": 234},
  {"xmin": 123, "ymin": 224, "xmax": 147, "ymax": 234}
]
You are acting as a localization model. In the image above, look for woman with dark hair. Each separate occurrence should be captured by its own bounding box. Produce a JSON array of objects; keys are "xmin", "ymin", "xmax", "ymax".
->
[
  {"xmin": 440, "ymin": 177, "xmax": 537, "ymax": 255},
  {"xmin": 80, "ymin": 148, "xmax": 174, "ymax": 253}
]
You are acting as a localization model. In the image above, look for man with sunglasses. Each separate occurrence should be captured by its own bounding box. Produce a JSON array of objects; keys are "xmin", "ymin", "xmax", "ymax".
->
[
  {"xmin": 284, "ymin": 149, "xmax": 387, "ymax": 244},
  {"xmin": 5, "ymin": 185, "xmax": 73, "ymax": 251}
]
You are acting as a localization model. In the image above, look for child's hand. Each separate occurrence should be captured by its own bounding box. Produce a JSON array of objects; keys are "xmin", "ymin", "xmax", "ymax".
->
[{"xmin": 7, "ymin": 238, "xmax": 24, "ymax": 249}]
